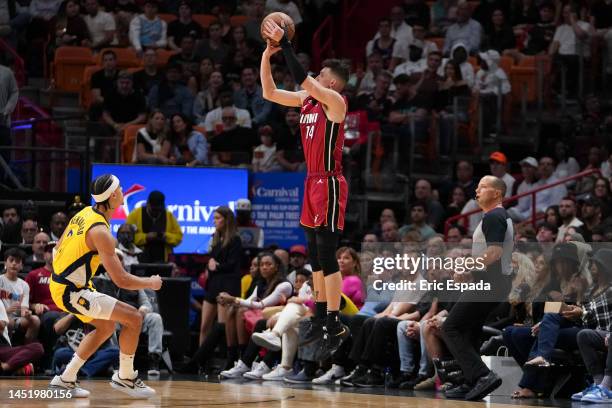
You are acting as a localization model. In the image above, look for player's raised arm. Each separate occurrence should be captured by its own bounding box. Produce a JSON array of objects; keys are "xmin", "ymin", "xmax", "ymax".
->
[
  {"xmin": 260, "ymin": 39, "xmax": 305, "ymax": 107},
  {"xmin": 89, "ymin": 225, "xmax": 161, "ymax": 291},
  {"xmin": 263, "ymin": 19, "xmax": 347, "ymax": 123}
]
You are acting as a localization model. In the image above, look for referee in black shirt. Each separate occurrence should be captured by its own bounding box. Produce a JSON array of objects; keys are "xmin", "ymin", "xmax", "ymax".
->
[{"xmin": 442, "ymin": 176, "xmax": 514, "ymax": 400}]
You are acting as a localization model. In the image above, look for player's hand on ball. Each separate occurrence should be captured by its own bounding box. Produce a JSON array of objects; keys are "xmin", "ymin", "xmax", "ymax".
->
[
  {"xmin": 264, "ymin": 40, "xmax": 281, "ymax": 56},
  {"xmin": 262, "ymin": 19, "xmax": 285, "ymax": 43},
  {"xmin": 149, "ymin": 274, "xmax": 163, "ymax": 290}
]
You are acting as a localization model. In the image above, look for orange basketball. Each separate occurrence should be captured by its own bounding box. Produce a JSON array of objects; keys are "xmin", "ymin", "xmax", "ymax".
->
[{"xmin": 260, "ymin": 12, "xmax": 295, "ymax": 47}]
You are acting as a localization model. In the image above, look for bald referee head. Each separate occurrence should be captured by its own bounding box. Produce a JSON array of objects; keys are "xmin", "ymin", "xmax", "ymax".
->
[{"xmin": 475, "ymin": 175, "xmax": 505, "ymax": 211}]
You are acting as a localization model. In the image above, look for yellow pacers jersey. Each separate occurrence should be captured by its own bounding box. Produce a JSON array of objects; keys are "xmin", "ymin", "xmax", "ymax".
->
[{"xmin": 50, "ymin": 206, "xmax": 109, "ymax": 315}]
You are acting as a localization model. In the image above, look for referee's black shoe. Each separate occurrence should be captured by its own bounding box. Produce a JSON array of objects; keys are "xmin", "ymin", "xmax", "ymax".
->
[
  {"xmin": 444, "ymin": 383, "xmax": 472, "ymax": 399},
  {"xmin": 465, "ymin": 371, "xmax": 502, "ymax": 401},
  {"xmin": 299, "ymin": 317, "xmax": 324, "ymax": 346}
]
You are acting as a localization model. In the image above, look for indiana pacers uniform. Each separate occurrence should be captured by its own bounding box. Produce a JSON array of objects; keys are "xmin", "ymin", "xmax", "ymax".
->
[
  {"xmin": 299, "ymin": 95, "xmax": 348, "ymax": 232},
  {"xmin": 50, "ymin": 206, "xmax": 118, "ymax": 323}
]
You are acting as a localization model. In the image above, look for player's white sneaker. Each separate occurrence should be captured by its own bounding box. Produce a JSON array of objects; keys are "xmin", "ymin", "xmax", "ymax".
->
[
  {"xmin": 262, "ymin": 365, "xmax": 292, "ymax": 381},
  {"xmin": 243, "ymin": 361, "xmax": 271, "ymax": 380},
  {"xmin": 49, "ymin": 375, "xmax": 90, "ymax": 398},
  {"xmin": 110, "ymin": 371, "xmax": 156, "ymax": 398}
]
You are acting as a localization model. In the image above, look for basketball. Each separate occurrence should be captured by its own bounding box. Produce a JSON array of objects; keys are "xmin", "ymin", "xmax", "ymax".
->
[{"xmin": 260, "ymin": 12, "xmax": 295, "ymax": 47}]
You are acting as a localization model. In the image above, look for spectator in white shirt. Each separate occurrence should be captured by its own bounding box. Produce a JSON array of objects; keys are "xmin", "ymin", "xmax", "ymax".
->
[
  {"xmin": 549, "ymin": 4, "xmax": 594, "ymax": 97},
  {"xmin": 438, "ymin": 42, "xmax": 475, "ymax": 88},
  {"xmin": 508, "ymin": 156, "xmax": 539, "ymax": 222},
  {"xmin": 252, "ymin": 125, "xmax": 282, "ymax": 172},
  {"xmin": 474, "ymin": 50, "xmax": 511, "ymax": 96},
  {"xmin": 390, "ymin": 23, "xmax": 437, "ymax": 70},
  {"xmin": 348, "ymin": 52, "xmax": 384, "ymax": 96},
  {"xmin": 552, "ymin": 140, "xmax": 580, "ymax": 185},
  {"xmin": 488, "ymin": 151, "xmax": 515, "ymax": 198},
  {"xmin": 83, "ymin": 0, "xmax": 116, "ymax": 49},
  {"xmin": 0, "ymin": 248, "xmax": 40, "ymax": 343},
  {"xmin": 129, "ymin": 0, "xmax": 167, "ymax": 54},
  {"xmin": 377, "ymin": 6, "xmax": 413, "ymax": 46},
  {"xmin": 556, "ymin": 197, "xmax": 583, "ymax": 242},
  {"xmin": 393, "ymin": 40, "xmax": 427, "ymax": 77},
  {"xmin": 536, "ymin": 156, "xmax": 568, "ymax": 215},
  {"xmin": 201, "ymin": 90, "xmax": 252, "ymax": 135}
]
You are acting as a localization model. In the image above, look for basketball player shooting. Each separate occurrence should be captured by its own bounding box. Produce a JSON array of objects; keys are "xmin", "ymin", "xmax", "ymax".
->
[
  {"xmin": 261, "ymin": 19, "xmax": 350, "ymax": 356},
  {"xmin": 48, "ymin": 174, "xmax": 161, "ymax": 398}
]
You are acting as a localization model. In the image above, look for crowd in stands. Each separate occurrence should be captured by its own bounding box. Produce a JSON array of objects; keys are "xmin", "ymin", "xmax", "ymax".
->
[{"xmin": 1, "ymin": 0, "xmax": 612, "ymax": 403}]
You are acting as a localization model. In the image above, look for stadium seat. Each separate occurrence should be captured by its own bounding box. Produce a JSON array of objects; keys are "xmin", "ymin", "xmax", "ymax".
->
[
  {"xmin": 158, "ymin": 13, "xmax": 177, "ymax": 23},
  {"xmin": 95, "ymin": 47, "xmax": 141, "ymax": 68},
  {"xmin": 193, "ymin": 14, "xmax": 217, "ymax": 29},
  {"xmin": 430, "ymin": 37, "xmax": 445, "ymax": 52},
  {"xmin": 156, "ymin": 49, "xmax": 178, "ymax": 66},
  {"xmin": 123, "ymin": 125, "xmax": 207, "ymax": 163},
  {"xmin": 499, "ymin": 56, "xmax": 514, "ymax": 76},
  {"xmin": 80, "ymin": 65, "xmax": 102, "ymax": 109},
  {"xmin": 122, "ymin": 124, "xmax": 143, "ymax": 163},
  {"xmin": 510, "ymin": 66, "xmax": 537, "ymax": 104},
  {"xmin": 230, "ymin": 15, "xmax": 251, "ymax": 27},
  {"xmin": 52, "ymin": 47, "xmax": 94, "ymax": 92}
]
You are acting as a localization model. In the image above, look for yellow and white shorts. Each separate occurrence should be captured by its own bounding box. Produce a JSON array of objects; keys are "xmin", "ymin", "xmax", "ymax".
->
[{"xmin": 50, "ymin": 281, "xmax": 118, "ymax": 323}]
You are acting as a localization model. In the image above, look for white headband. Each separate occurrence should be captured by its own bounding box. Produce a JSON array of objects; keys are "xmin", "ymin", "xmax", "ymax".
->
[{"xmin": 91, "ymin": 175, "xmax": 120, "ymax": 203}]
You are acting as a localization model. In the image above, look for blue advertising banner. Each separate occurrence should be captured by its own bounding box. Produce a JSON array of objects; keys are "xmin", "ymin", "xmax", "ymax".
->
[
  {"xmin": 91, "ymin": 164, "xmax": 248, "ymax": 253},
  {"xmin": 251, "ymin": 172, "xmax": 306, "ymax": 248}
]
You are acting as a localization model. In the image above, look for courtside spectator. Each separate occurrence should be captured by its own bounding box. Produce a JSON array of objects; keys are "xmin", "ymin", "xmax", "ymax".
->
[
  {"xmin": 0, "ymin": 248, "xmax": 40, "ymax": 344},
  {"xmin": 116, "ymin": 223, "xmax": 142, "ymax": 268},
  {"xmin": 25, "ymin": 241, "xmax": 63, "ymax": 367},
  {"xmin": 0, "ymin": 297, "xmax": 44, "ymax": 375}
]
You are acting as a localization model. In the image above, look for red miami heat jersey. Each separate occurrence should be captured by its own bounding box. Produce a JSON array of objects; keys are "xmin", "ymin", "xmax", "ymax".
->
[
  {"xmin": 298, "ymin": 95, "xmax": 348, "ymax": 232},
  {"xmin": 299, "ymin": 96, "xmax": 346, "ymax": 173}
]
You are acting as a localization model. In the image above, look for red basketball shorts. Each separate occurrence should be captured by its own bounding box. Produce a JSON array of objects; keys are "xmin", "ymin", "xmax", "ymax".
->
[{"xmin": 300, "ymin": 173, "xmax": 348, "ymax": 232}]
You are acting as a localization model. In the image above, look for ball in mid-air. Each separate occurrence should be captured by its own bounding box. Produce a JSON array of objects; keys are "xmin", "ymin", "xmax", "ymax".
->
[{"xmin": 261, "ymin": 12, "xmax": 295, "ymax": 47}]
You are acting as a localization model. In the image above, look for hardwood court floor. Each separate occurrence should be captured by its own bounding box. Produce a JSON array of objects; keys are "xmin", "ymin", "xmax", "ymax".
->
[{"xmin": 0, "ymin": 377, "xmax": 564, "ymax": 408}]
